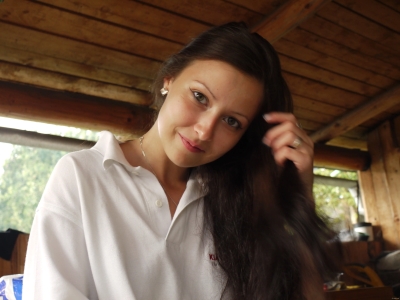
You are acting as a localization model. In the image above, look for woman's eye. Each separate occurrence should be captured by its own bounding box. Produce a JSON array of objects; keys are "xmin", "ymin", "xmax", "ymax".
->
[
  {"xmin": 193, "ymin": 91, "xmax": 207, "ymax": 104},
  {"xmin": 223, "ymin": 117, "xmax": 241, "ymax": 129}
]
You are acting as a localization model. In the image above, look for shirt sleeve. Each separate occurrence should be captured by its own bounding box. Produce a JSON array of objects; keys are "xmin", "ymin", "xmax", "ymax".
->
[{"xmin": 22, "ymin": 154, "xmax": 98, "ymax": 300}]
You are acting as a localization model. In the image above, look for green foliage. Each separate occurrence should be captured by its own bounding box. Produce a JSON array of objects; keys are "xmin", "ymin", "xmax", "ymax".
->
[
  {"xmin": 0, "ymin": 146, "xmax": 67, "ymax": 232},
  {"xmin": 313, "ymin": 168, "xmax": 358, "ymax": 231},
  {"xmin": 0, "ymin": 129, "xmax": 99, "ymax": 233}
]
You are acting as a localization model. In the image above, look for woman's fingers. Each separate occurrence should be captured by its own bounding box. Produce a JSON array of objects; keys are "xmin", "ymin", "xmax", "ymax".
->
[
  {"xmin": 262, "ymin": 112, "xmax": 314, "ymax": 196},
  {"xmin": 263, "ymin": 113, "xmax": 314, "ymax": 168}
]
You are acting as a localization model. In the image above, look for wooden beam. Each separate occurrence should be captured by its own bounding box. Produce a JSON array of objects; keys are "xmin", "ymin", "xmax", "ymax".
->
[
  {"xmin": 310, "ymin": 84, "xmax": 400, "ymax": 143},
  {"xmin": 0, "ymin": 22, "xmax": 160, "ymax": 80},
  {"xmin": 314, "ymin": 143, "xmax": 370, "ymax": 171},
  {"xmin": 0, "ymin": 45, "xmax": 154, "ymax": 91},
  {"xmin": 251, "ymin": 0, "xmax": 332, "ymax": 43},
  {"xmin": 0, "ymin": 0, "xmax": 182, "ymax": 61},
  {"xmin": 0, "ymin": 81, "xmax": 154, "ymax": 138},
  {"xmin": 0, "ymin": 61, "xmax": 152, "ymax": 106}
]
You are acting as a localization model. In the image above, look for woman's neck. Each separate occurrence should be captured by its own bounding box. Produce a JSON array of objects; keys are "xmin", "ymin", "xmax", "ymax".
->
[{"xmin": 122, "ymin": 124, "xmax": 190, "ymax": 188}]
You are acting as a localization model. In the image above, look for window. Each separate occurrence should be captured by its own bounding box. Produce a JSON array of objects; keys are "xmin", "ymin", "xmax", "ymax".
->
[{"xmin": 0, "ymin": 117, "xmax": 98, "ymax": 233}]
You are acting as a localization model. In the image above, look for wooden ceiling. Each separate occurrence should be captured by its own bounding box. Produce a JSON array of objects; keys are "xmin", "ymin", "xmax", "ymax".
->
[{"xmin": 0, "ymin": 0, "xmax": 400, "ymax": 168}]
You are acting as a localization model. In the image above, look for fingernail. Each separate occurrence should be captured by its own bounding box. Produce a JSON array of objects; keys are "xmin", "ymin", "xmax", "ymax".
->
[
  {"xmin": 263, "ymin": 114, "xmax": 271, "ymax": 122},
  {"xmin": 262, "ymin": 136, "xmax": 270, "ymax": 146}
]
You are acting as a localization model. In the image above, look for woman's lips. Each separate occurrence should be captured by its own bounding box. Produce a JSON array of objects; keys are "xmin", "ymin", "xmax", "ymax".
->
[{"xmin": 179, "ymin": 134, "xmax": 204, "ymax": 153}]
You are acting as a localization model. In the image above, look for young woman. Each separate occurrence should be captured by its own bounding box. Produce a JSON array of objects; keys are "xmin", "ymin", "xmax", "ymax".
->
[{"xmin": 23, "ymin": 23, "xmax": 338, "ymax": 299}]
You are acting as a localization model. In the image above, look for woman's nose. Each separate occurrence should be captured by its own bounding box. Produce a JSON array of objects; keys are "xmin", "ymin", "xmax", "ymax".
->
[{"xmin": 194, "ymin": 113, "xmax": 218, "ymax": 141}]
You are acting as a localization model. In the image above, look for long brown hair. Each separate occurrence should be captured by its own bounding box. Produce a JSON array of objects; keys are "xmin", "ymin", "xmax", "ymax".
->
[{"xmin": 152, "ymin": 22, "xmax": 340, "ymax": 299}]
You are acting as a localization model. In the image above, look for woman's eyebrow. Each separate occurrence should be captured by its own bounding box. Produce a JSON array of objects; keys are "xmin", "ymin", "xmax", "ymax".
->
[
  {"xmin": 232, "ymin": 111, "xmax": 249, "ymax": 122},
  {"xmin": 194, "ymin": 80, "xmax": 216, "ymax": 99}
]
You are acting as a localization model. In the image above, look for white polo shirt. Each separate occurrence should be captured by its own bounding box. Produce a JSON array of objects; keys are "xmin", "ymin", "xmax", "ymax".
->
[{"xmin": 23, "ymin": 131, "xmax": 227, "ymax": 300}]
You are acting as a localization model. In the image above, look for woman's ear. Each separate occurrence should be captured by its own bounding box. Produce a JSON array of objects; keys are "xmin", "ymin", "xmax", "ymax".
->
[{"xmin": 163, "ymin": 77, "xmax": 173, "ymax": 90}]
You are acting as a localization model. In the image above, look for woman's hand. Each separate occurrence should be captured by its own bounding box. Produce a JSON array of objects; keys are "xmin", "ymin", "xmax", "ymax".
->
[{"xmin": 262, "ymin": 112, "xmax": 314, "ymax": 198}]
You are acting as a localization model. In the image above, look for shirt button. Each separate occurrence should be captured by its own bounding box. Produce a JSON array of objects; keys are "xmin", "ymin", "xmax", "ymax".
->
[{"xmin": 155, "ymin": 199, "xmax": 163, "ymax": 208}]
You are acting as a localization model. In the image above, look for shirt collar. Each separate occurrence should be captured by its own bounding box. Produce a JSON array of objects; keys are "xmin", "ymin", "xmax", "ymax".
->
[
  {"xmin": 92, "ymin": 131, "xmax": 138, "ymax": 173},
  {"xmin": 92, "ymin": 131, "xmax": 207, "ymax": 200}
]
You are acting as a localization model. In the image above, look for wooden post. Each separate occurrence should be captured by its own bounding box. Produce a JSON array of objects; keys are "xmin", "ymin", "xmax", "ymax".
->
[{"xmin": 358, "ymin": 115, "xmax": 400, "ymax": 250}]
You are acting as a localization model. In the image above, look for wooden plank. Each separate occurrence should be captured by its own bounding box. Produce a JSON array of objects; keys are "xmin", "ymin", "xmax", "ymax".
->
[
  {"xmin": 379, "ymin": 121, "xmax": 400, "ymax": 246},
  {"xmin": 358, "ymin": 169, "xmax": 380, "ymax": 224},
  {"xmin": 394, "ymin": 115, "xmax": 400, "ymax": 147},
  {"xmin": 314, "ymin": 144, "xmax": 370, "ymax": 170},
  {"xmin": 317, "ymin": 2, "xmax": 400, "ymax": 52},
  {"xmin": 326, "ymin": 286, "xmax": 393, "ymax": 300},
  {"xmin": 294, "ymin": 106, "xmax": 337, "ymax": 124},
  {"xmin": 0, "ymin": 22, "xmax": 161, "ymax": 79},
  {"xmin": 280, "ymin": 54, "xmax": 381, "ymax": 96},
  {"xmin": 378, "ymin": 0, "xmax": 400, "ymax": 13},
  {"xmin": 0, "ymin": 81, "xmax": 154, "ymax": 138},
  {"xmin": 293, "ymin": 95, "xmax": 347, "ymax": 116},
  {"xmin": 0, "ymin": 45, "xmax": 153, "ymax": 91},
  {"xmin": 0, "ymin": 258, "xmax": 12, "ymax": 277},
  {"xmin": 283, "ymin": 73, "xmax": 366, "ymax": 108},
  {"xmin": 295, "ymin": 107, "xmax": 369, "ymax": 140},
  {"xmin": 296, "ymin": 120, "xmax": 367, "ymax": 140},
  {"xmin": 138, "ymin": 0, "xmax": 264, "ymax": 27},
  {"xmin": 36, "ymin": 0, "xmax": 209, "ymax": 44},
  {"xmin": 252, "ymin": 0, "xmax": 332, "ymax": 43},
  {"xmin": 327, "ymin": 136, "xmax": 367, "ymax": 150},
  {"xmin": 10, "ymin": 234, "xmax": 29, "ymax": 274},
  {"xmin": 223, "ymin": 0, "xmax": 282, "ymax": 14},
  {"xmin": 0, "ymin": 61, "xmax": 152, "ymax": 106},
  {"xmin": 281, "ymin": 29, "xmax": 400, "ymax": 82},
  {"xmin": 310, "ymin": 85, "xmax": 400, "ymax": 143},
  {"xmin": 341, "ymin": 241, "xmax": 383, "ymax": 265},
  {"xmin": 0, "ymin": 0, "xmax": 182, "ymax": 61},
  {"xmin": 368, "ymin": 126, "xmax": 400, "ymax": 250},
  {"xmin": 300, "ymin": 16, "xmax": 400, "ymax": 68},
  {"xmin": 335, "ymin": 0, "xmax": 400, "ymax": 33}
]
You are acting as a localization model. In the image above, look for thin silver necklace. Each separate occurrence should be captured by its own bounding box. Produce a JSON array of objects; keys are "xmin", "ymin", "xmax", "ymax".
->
[{"xmin": 139, "ymin": 136, "xmax": 179, "ymax": 208}]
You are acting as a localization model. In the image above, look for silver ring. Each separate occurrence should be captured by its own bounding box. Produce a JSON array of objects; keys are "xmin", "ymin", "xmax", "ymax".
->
[{"xmin": 291, "ymin": 137, "xmax": 302, "ymax": 149}]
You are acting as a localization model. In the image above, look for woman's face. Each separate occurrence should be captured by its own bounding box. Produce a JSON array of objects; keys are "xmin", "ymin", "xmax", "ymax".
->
[{"xmin": 157, "ymin": 59, "xmax": 263, "ymax": 168}]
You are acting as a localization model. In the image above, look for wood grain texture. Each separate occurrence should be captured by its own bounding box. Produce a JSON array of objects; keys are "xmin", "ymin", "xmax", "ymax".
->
[
  {"xmin": 300, "ymin": 16, "xmax": 400, "ymax": 68},
  {"xmin": 0, "ymin": 45, "xmax": 153, "ymax": 91},
  {"xmin": 280, "ymin": 54, "xmax": 381, "ymax": 96},
  {"xmin": 336, "ymin": 0, "xmax": 400, "ymax": 33},
  {"xmin": 0, "ymin": 22, "xmax": 161, "ymax": 79},
  {"xmin": 138, "ymin": 0, "xmax": 263, "ymax": 26},
  {"xmin": 379, "ymin": 121, "xmax": 400, "ymax": 233},
  {"xmin": 36, "ymin": 0, "xmax": 209, "ymax": 44},
  {"xmin": 314, "ymin": 143, "xmax": 370, "ymax": 170},
  {"xmin": 253, "ymin": 0, "xmax": 332, "ymax": 43},
  {"xmin": 358, "ymin": 169, "xmax": 379, "ymax": 224},
  {"xmin": 284, "ymin": 73, "xmax": 366, "ymax": 108},
  {"xmin": 378, "ymin": 0, "xmax": 400, "ymax": 13},
  {"xmin": 0, "ymin": 61, "xmax": 152, "ymax": 105},
  {"xmin": 326, "ymin": 136, "xmax": 367, "ymax": 150},
  {"xmin": 310, "ymin": 85, "xmax": 400, "ymax": 143},
  {"xmin": 318, "ymin": 2, "xmax": 400, "ymax": 52},
  {"xmin": 325, "ymin": 286, "xmax": 393, "ymax": 300},
  {"xmin": 0, "ymin": 0, "xmax": 182, "ymax": 61},
  {"xmin": 365, "ymin": 119, "xmax": 400, "ymax": 250},
  {"xmin": 224, "ymin": 0, "xmax": 283, "ymax": 14},
  {"xmin": 280, "ymin": 29, "xmax": 400, "ymax": 82},
  {"xmin": 0, "ymin": 81, "xmax": 154, "ymax": 138}
]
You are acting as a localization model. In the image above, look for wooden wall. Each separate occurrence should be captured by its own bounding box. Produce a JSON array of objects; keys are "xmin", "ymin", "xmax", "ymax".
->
[
  {"xmin": 358, "ymin": 115, "xmax": 400, "ymax": 250},
  {"xmin": 0, "ymin": 234, "xmax": 28, "ymax": 277}
]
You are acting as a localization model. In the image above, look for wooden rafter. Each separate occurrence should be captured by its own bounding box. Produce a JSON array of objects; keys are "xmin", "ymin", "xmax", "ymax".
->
[
  {"xmin": 252, "ymin": 0, "xmax": 332, "ymax": 43},
  {"xmin": 0, "ymin": 81, "xmax": 154, "ymax": 138},
  {"xmin": 311, "ymin": 84, "xmax": 400, "ymax": 143}
]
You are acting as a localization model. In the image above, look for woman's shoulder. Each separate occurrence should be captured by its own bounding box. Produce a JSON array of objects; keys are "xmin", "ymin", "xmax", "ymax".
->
[{"xmin": 54, "ymin": 131, "xmax": 122, "ymax": 174}]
